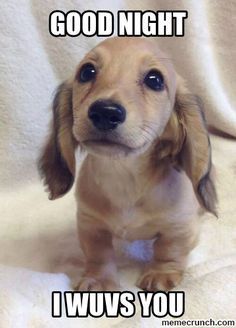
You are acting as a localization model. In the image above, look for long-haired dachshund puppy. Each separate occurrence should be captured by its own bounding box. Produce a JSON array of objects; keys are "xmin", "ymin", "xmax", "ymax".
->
[{"xmin": 39, "ymin": 37, "xmax": 217, "ymax": 291}]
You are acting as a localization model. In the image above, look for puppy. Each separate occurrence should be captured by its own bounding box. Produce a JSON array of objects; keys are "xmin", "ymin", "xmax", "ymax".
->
[{"xmin": 39, "ymin": 37, "xmax": 217, "ymax": 291}]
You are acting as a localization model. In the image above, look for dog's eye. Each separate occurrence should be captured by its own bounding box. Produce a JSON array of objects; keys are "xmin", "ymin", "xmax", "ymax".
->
[
  {"xmin": 79, "ymin": 63, "xmax": 96, "ymax": 83},
  {"xmin": 144, "ymin": 70, "xmax": 164, "ymax": 91}
]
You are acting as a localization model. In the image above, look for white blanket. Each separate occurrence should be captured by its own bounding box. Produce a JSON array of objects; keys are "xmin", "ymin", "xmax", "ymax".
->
[{"xmin": 0, "ymin": 0, "xmax": 236, "ymax": 327}]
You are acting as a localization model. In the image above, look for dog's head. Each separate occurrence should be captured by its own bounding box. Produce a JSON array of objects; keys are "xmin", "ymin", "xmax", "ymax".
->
[{"xmin": 39, "ymin": 37, "xmax": 217, "ymax": 215}]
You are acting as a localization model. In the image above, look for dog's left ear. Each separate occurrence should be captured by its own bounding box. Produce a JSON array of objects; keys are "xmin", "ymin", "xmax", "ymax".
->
[{"xmin": 175, "ymin": 80, "xmax": 217, "ymax": 216}]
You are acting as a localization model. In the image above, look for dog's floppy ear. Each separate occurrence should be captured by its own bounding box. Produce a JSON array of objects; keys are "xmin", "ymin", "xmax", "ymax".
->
[
  {"xmin": 38, "ymin": 80, "xmax": 77, "ymax": 200},
  {"xmin": 175, "ymin": 80, "xmax": 217, "ymax": 216}
]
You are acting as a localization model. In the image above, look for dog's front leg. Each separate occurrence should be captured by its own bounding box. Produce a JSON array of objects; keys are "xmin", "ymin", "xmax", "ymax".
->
[
  {"xmin": 137, "ymin": 223, "xmax": 199, "ymax": 291},
  {"xmin": 76, "ymin": 224, "xmax": 119, "ymax": 291}
]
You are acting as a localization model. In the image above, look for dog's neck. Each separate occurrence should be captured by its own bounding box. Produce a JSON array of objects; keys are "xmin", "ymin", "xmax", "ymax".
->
[{"xmin": 86, "ymin": 146, "xmax": 170, "ymax": 207}]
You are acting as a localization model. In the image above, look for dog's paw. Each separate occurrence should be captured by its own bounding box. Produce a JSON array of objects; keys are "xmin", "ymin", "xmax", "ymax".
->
[
  {"xmin": 75, "ymin": 276, "xmax": 120, "ymax": 291},
  {"xmin": 137, "ymin": 270, "xmax": 183, "ymax": 291}
]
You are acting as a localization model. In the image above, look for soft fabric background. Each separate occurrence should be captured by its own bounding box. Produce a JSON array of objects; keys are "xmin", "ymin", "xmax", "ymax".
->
[{"xmin": 0, "ymin": 0, "xmax": 236, "ymax": 327}]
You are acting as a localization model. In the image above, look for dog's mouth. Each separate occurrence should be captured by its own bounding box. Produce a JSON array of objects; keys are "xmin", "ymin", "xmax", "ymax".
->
[{"xmin": 82, "ymin": 138, "xmax": 148, "ymax": 157}]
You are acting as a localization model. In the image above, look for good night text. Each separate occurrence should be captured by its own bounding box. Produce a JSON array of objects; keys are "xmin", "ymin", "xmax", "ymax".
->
[{"xmin": 49, "ymin": 10, "xmax": 188, "ymax": 37}]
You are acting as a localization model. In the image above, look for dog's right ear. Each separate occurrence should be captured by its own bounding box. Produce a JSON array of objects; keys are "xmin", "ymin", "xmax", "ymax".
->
[{"xmin": 38, "ymin": 80, "xmax": 77, "ymax": 200}]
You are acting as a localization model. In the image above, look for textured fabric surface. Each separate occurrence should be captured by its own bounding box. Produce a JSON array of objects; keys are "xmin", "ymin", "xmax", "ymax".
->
[{"xmin": 0, "ymin": 0, "xmax": 236, "ymax": 326}]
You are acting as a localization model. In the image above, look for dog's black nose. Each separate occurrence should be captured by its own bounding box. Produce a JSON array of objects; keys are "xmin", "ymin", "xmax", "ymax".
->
[{"xmin": 88, "ymin": 100, "xmax": 126, "ymax": 131}]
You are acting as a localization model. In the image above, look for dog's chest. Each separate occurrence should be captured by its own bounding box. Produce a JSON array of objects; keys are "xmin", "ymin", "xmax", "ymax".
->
[
  {"xmin": 78, "ymin": 156, "xmax": 198, "ymax": 240},
  {"xmin": 106, "ymin": 202, "xmax": 161, "ymax": 240},
  {"xmin": 99, "ymin": 182, "xmax": 164, "ymax": 240},
  {"xmin": 106, "ymin": 184, "xmax": 197, "ymax": 241},
  {"xmin": 104, "ymin": 179, "xmax": 179, "ymax": 240}
]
